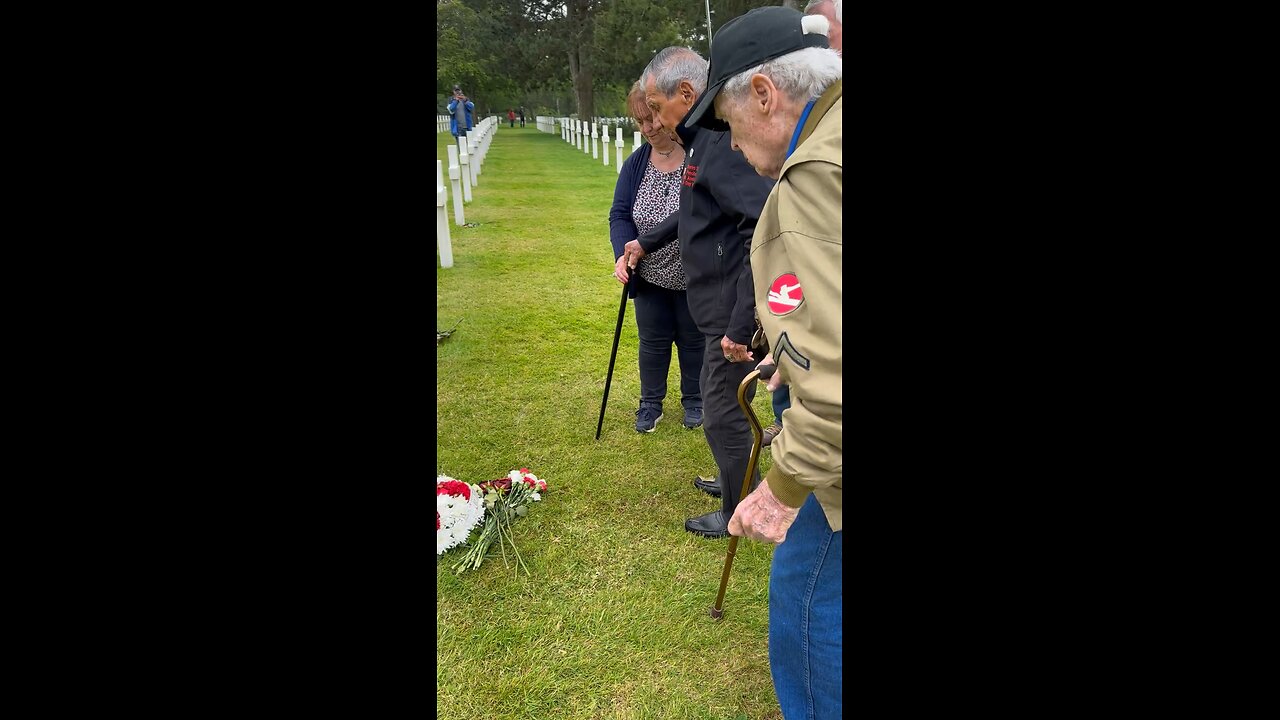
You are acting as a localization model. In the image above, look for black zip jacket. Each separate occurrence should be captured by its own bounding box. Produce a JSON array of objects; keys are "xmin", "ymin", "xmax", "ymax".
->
[{"xmin": 635, "ymin": 120, "xmax": 775, "ymax": 345}]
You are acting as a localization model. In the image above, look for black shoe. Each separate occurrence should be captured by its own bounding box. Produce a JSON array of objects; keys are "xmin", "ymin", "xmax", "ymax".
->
[
  {"xmin": 711, "ymin": 477, "xmax": 762, "ymax": 501},
  {"xmin": 692, "ymin": 475, "xmax": 721, "ymax": 498},
  {"xmin": 683, "ymin": 406, "xmax": 703, "ymax": 429},
  {"xmin": 762, "ymin": 421, "xmax": 783, "ymax": 447},
  {"xmin": 685, "ymin": 509, "xmax": 729, "ymax": 538}
]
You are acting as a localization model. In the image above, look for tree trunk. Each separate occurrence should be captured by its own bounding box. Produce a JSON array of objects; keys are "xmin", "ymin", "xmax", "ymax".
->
[
  {"xmin": 568, "ymin": 48, "xmax": 594, "ymax": 120},
  {"xmin": 565, "ymin": 0, "xmax": 595, "ymax": 119},
  {"xmin": 782, "ymin": 0, "xmax": 800, "ymax": 9}
]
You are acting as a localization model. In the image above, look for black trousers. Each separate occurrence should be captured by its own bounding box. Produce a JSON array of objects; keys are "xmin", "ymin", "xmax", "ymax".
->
[{"xmin": 700, "ymin": 334, "xmax": 759, "ymax": 520}]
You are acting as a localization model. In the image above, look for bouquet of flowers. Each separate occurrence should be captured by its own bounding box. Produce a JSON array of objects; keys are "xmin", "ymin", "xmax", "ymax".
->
[
  {"xmin": 437, "ymin": 476, "xmax": 485, "ymax": 556},
  {"xmin": 448, "ymin": 468, "xmax": 548, "ymax": 575}
]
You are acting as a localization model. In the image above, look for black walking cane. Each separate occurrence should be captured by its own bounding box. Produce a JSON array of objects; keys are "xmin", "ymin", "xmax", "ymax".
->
[
  {"xmin": 595, "ymin": 266, "xmax": 633, "ymax": 440},
  {"xmin": 710, "ymin": 363, "xmax": 776, "ymax": 620}
]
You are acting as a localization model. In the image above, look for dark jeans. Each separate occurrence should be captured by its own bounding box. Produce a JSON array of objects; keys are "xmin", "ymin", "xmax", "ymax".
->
[
  {"xmin": 701, "ymin": 334, "xmax": 759, "ymax": 519},
  {"xmin": 772, "ymin": 383, "xmax": 791, "ymax": 427},
  {"xmin": 632, "ymin": 282, "xmax": 702, "ymax": 413}
]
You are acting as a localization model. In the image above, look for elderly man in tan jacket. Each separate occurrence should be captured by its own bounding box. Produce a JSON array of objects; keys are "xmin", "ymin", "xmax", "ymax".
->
[{"xmin": 684, "ymin": 6, "xmax": 842, "ymax": 720}]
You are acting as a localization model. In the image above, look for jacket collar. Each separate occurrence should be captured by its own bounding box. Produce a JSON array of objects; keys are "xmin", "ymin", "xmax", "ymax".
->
[
  {"xmin": 675, "ymin": 118, "xmax": 698, "ymax": 148},
  {"xmin": 794, "ymin": 79, "xmax": 841, "ymax": 150}
]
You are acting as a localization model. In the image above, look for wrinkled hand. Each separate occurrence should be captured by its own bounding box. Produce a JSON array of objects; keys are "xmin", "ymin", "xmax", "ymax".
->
[
  {"xmin": 756, "ymin": 353, "xmax": 782, "ymax": 391},
  {"xmin": 614, "ymin": 255, "xmax": 631, "ymax": 284},
  {"xmin": 721, "ymin": 336, "xmax": 754, "ymax": 364},
  {"xmin": 727, "ymin": 481, "xmax": 800, "ymax": 544},
  {"xmin": 623, "ymin": 239, "xmax": 646, "ymax": 269}
]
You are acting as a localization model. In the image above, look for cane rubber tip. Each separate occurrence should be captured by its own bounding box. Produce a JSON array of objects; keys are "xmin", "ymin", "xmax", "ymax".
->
[{"xmin": 709, "ymin": 606, "xmax": 723, "ymax": 620}]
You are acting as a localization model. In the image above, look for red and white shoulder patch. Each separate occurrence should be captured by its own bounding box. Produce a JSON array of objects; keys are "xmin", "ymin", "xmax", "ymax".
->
[{"xmin": 767, "ymin": 273, "xmax": 804, "ymax": 315}]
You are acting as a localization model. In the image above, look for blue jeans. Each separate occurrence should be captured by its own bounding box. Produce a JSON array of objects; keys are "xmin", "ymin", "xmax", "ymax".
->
[
  {"xmin": 769, "ymin": 493, "xmax": 842, "ymax": 719},
  {"xmin": 772, "ymin": 383, "xmax": 791, "ymax": 427}
]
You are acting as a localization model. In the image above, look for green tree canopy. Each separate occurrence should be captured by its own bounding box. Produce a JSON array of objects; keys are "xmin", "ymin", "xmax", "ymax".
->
[{"xmin": 437, "ymin": 0, "xmax": 793, "ymax": 118}]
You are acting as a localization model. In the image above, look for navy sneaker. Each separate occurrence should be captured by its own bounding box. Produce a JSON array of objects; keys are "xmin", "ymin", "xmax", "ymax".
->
[
  {"xmin": 683, "ymin": 406, "xmax": 703, "ymax": 429},
  {"xmin": 635, "ymin": 405, "xmax": 663, "ymax": 433}
]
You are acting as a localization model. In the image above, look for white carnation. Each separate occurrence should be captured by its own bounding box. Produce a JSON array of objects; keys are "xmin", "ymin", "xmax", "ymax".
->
[{"xmin": 436, "ymin": 475, "xmax": 486, "ymax": 555}]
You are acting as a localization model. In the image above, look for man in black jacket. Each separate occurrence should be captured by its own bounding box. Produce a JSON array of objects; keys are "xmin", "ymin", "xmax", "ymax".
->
[{"xmin": 622, "ymin": 46, "xmax": 775, "ymax": 538}]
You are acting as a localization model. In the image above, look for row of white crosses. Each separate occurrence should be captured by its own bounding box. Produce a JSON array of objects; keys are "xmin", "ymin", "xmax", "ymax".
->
[
  {"xmin": 555, "ymin": 118, "xmax": 645, "ymax": 176},
  {"xmin": 437, "ymin": 115, "xmax": 450, "ymax": 133},
  {"xmin": 441, "ymin": 113, "xmax": 646, "ymax": 268},
  {"xmin": 437, "ymin": 116, "xmax": 498, "ymax": 269}
]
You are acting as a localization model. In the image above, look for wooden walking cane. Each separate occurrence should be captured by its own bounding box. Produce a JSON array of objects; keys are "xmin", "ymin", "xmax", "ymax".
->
[
  {"xmin": 595, "ymin": 266, "xmax": 632, "ymax": 440},
  {"xmin": 710, "ymin": 363, "xmax": 776, "ymax": 619}
]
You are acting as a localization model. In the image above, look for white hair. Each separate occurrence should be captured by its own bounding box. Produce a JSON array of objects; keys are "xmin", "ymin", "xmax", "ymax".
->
[
  {"xmin": 718, "ymin": 47, "xmax": 841, "ymax": 109},
  {"xmin": 641, "ymin": 47, "xmax": 709, "ymax": 97}
]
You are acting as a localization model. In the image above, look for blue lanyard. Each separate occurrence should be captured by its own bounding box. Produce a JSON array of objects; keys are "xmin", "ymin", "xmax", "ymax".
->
[{"xmin": 786, "ymin": 99, "xmax": 818, "ymax": 159}]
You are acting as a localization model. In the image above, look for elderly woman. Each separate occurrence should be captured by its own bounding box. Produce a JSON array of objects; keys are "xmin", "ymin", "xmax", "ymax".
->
[{"xmin": 607, "ymin": 81, "xmax": 702, "ymax": 433}]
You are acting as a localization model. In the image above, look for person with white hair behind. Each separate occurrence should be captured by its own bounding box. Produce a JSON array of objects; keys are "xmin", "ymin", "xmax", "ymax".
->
[
  {"xmin": 684, "ymin": 6, "xmax": 842, "ymax": 719},
  {"xmin": 804, "ymin": 0, "xmax": 843, "ymax": 55}
]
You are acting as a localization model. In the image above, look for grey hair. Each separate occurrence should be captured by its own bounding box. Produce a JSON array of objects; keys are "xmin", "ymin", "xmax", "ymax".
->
[
  {"xmin": 641, "ymin": 47, "xmax": 708, "ymax": 97},
  {"xmin": 718, "ymin": 47, "xmax": 841, "ymax": 110},
  {"xmin": 804, "ymin": 0, "xmax": 841, "ymax": 23}
]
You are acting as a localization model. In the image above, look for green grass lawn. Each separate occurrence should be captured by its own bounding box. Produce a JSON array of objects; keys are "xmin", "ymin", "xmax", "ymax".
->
[{"xmin": 437, "ymin": 123, "xmax": 781, "ymax": 720}]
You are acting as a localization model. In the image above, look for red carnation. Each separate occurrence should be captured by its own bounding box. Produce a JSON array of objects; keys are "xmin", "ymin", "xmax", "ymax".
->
[{"xmin": 437, "ymin": 480, "xmax": 471, "ymax": 500}]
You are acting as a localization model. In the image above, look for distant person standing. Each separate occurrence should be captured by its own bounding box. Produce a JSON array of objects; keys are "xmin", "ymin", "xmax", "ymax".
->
[
  {"xmin": 448, "ymin": 85, "xmax": 474, "ymax": 138},
  {"xmin": 508, "ymin": 108, "xmax": 516, "ymax": 128},
  {"xmin": 804, "ymin": 0, "xmax": 843, "ymax": 56},
  {"xmin": 518, "ymin": 107, "xmax": 526, "ymax": 128}
]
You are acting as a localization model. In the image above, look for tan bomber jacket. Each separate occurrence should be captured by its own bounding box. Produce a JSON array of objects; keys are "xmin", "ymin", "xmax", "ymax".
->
[{"xmin": 750, "ymin": 80, "xmax": 842, "ymax": 531}]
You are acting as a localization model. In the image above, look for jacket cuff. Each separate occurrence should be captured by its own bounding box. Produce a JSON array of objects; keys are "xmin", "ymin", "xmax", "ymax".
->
[
  {"xmin": 766, "ymin": 465, "xmax": 809, "ymax": 509},
  {"xmin": 726, "ymin": 307, "xmax": 754, "ymax": 347},
  {"xmin": 725, "ymin": 327, "xmax": 753, "ymax": 347}
]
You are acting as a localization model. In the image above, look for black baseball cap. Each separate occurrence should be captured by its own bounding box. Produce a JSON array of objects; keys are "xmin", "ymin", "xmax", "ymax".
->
[{"xmin": 685, "ymin": 6, "xmax": 829, "ymax": 131}]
